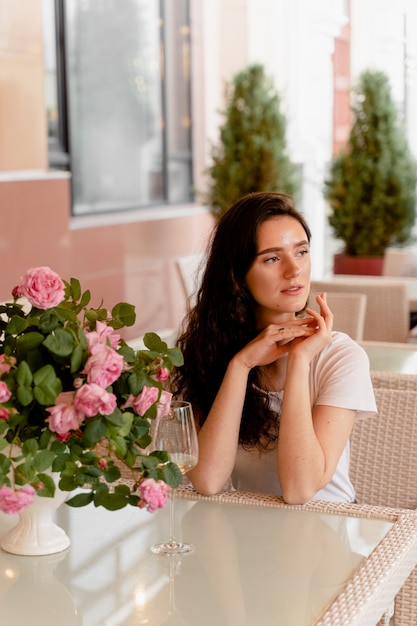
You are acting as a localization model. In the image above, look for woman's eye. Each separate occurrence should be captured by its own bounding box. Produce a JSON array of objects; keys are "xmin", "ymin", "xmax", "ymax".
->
[{"xmin": 265, "ymin": 255, "xmax": 278, "ymax": 263}]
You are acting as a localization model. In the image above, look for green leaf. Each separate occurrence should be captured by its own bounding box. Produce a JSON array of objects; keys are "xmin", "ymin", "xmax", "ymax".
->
[
  {"xmin": 36, "ymin": 472, "xmax": 56, "ymax": 497},
  {"xmin": 33, "ymin": 364, "xmax": 62, "ymax": 405},
  {"xmin": 33, "ymin": 450, "xmax": 55, "ymax": 471},
  {"xmin": 93, "ymin": 491, "xmax": 129, "ymax": 510},
  {"xmin": 16, "ymin": 331, "xmax": 44, "ymax": 351},
  {"xmin": 22, "ymin": 439, "xmax": 38, "ymax": 456},
  {"xmin": 107, "ymin": 411, "xmax": 133, "ymax": 438},
  {"xmin": 6, "ymin": 315, "xmax": 29, "ymax": 335},
  {"xmin": 166, "ymin": 347, "xmax": 184, "ymax": 367},
  {"xmin": 79, "ymin": 290, "xmax": 91, "ymax": 308},
  {"xmin": 83, "ymin": 465, "xmax": 102, "ymax": 477},
  {"xmin": 105, "ymin": 407, "xmax": 126, "ymax": 427},
  {"xmin": 114, "ymin": 483, "xmax": 131, "ymax": 496},
  {"xmin": 141, "ymin": 451, "xmax": 168, "ymax": 468},
  {"xmin": 70, "ymin": 277, "xmax": 81, "ymax": 301},
  {"xmin": 103, "ymin": 465, "xmax": 121, "ymax": 483},
  {"xmin": 82, "ymin": 419, "xmax": 107, "ymax": 446},
  {"xmin": 111, "ymin": 302, "xmax": 136, "ymax": 327},
  {"xmin": 159, "ymin": 462, "xmax": 182, "ymax": 488},
  {"xmin": 16, "ymin": 361, "xmax": 33, "ymax": 386},
  {"xmin": 70, "ymin": 344, "xmax": 84, "ymax": 373},
  {"xmin": 142, "ymin": 332, "xmax": 166, "ymax": 351},
  {"xmin": 14, "ymin": 461, "xmax": 36, "ymax": 485},
  {"xmin": 133, "ymin": 417, "xmax": 151, "ymax": 438},
  {"xmin": 0, "ymin": 454, "xmax": 11, "ymax": 474},
  {"xmin": 38, "ymin": 309, "xmax": 61, "ymax": 333},
  {"xmin": 17, "ymin": 385, "xmax": 34, "ymax": 406},
  {"xmin": 59, "ymin": 475, "xmax": 80, "ymax": 491},
  {"xmin": 66, "ymin": 491, "xmax": 94, "ymax": 507},
  {"xmin": 52, "ymin": 454, "xmax": 68, "ymax": 473},
  {"xmin": 112, "ymin": 435, "xmax": 127, "ymax": 457},
  {"xmin": 85, "ymin": 309, "xmax": 98, "ymax": 323},
  {"xmin": 127, "ymin": 370, "xmax": 147, "ymax": 396},
  {"xmin": 33, "ymin": 364, "xmax": 57, "ymax": 386},
  {"xmin": 43, "ymin": 328, "xmax": 75, "ymax": 357}
]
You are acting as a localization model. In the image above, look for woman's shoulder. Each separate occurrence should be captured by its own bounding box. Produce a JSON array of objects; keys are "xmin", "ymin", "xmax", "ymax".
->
[{"xmin": 319, "ymin": 331, "xmax": 369, "ymax": 364}]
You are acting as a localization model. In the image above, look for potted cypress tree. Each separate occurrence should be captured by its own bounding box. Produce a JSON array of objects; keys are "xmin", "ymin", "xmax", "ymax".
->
[
  {"xmin": 205, "ymin": 64, "xmax": 300, "ymax": 221},
  {"xmin": 324, "ymin": 69, "xmax": 417, "ymax": 275}
]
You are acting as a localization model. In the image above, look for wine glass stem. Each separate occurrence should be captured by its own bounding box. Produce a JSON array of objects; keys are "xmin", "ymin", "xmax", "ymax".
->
[{"xmin": 169, "ymin": 487, "xmax": 176, "ymax": 544}]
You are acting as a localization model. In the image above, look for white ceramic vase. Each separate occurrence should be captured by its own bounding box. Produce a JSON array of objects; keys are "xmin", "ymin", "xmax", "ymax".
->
[{"xmin": 1, "ymin": 473, "xmax": 70, "ymax": 556}]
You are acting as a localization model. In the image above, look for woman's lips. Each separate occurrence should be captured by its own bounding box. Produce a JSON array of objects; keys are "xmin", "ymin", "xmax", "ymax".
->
[{"xmin": 281, "ymin": 285, "xmax": 303, "ymax": 296}]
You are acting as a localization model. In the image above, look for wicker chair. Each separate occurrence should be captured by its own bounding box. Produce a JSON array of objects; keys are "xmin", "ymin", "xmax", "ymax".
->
[
  {"xmin": 350, "ymin": 387, "xmax": 417, "ymax": 625},
  {"xmin": 310, "ymin": 291, "xmax": 367, "ymax": 340},
  {"xmin": 311, "ymin": 279, "xmax": 410, "ymax": 343},
  {"xmin": 371, "ymin": 370, "xmax": 417, "ymax": 391}
]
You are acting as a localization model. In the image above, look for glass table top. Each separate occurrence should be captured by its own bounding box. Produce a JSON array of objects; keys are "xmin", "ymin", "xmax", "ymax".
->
[{"xmin": 0, "ymin": 495, "xmax": 392, "ymax": 625}]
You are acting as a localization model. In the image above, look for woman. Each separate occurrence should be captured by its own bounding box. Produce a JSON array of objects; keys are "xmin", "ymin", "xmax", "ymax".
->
[{"xmin": 171, "ymin": 192, "xmax": 376, "ymax": 504}]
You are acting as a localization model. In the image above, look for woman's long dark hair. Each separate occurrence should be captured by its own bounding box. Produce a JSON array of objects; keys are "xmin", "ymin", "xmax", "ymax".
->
[{"xmin": 170, "ymin": 192, "xmax": 312, "ymax": 449}]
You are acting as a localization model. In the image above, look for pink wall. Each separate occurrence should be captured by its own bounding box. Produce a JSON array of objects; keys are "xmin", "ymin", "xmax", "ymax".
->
[
  {"xmin": 0, "ymin": 174, "xmax": 215, "ymax": 342},
  {"xmin": 0, "ymin": 1, "xmax": 215, "ymax": 345}
]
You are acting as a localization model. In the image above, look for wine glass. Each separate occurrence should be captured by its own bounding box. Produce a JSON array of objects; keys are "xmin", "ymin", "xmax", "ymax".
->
[{"xmin": 151, "ymin": 400, "xmax": 199, "ymax": 555}]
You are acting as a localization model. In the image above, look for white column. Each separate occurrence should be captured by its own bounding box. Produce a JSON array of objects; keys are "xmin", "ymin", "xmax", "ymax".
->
[{"xmin": 247, "ymin": 0, "xmax": 346, "ymax": 277}]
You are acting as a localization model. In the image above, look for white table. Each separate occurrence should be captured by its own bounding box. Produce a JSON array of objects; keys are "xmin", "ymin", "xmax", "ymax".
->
[
  {"xmin": 360, "ymin": 340, "xmax": 417, "ymax": 373},
  {"xmin": 1, "ymin": 487, "xmax": 417, "ymax": 626}
]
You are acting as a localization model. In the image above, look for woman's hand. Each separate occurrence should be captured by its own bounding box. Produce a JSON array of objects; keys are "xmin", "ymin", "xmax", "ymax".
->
[
  {"xmin": 286, "ymin": 292, "xmax": 333, "ymax": 362},
  {"xmin": 235, "ymin": 316, "xmax": 317, "ymax": 370}
]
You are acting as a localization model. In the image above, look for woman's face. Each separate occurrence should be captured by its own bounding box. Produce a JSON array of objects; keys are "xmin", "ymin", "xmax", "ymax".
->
[{"xmin": 245, "ymin": 215, "xmax": 311, "ymax": 325}]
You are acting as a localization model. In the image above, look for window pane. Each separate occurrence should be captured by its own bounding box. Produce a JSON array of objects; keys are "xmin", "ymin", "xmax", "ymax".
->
[
  {"xmin": 164, "ymin": 0, "xmax": 193, "ymax": 202},
  {"xmin": 43, "ymin": 0, "xmax": 59, "ymax": 142},
  {"xmin": 65, "ymin": 0, "xmax": 164, "ymax": 214}
]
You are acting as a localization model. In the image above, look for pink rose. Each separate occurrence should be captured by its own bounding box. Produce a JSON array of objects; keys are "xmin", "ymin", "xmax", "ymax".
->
[
  {"xmin": 85, "ymin": 320, "xmax": 121, "ymax": 351},
  {"xmin": 55, "ymin": 432, "xmax": 73, "ymax": 442},
  {"xmin": 83, "ymin": 344, "xmax": 124, "ymax": 388},
  {"xmin": 0, "ymin": 408, "xmax": 10, "ymax": 420},
  {"xmin": 131, "ymin": 385, "xmax": 159, "ymax": 415},
  {"xmin": 138, "ymin": 478, "xmax": 170, "ymax": 513},
  {"xmin": 46, "ymin": 391, "xmax": 84, "ymax": 435},
  {"xmin": 0, "ymin": 354, "xmax": 14, "ymax": 376},
  {"xmin": 156, "ymin": 367, "xmax": 170, "ymax": 382},
  {"xmin": 18, "ymin": 266, "xmax": 65, "ymax": 309},
  {"xmin": 121, "ymin": 387, "xmax": 172, "ymax": 419},
  {"xmin": 156, "ymin": 390, "xmax": 172, "ymax": 420},
  {"xmin": 0, "ymin": 381, "xmax": 11, "ymax": 403},
  {"xmin": 0, "ymin": 485, "xmax": 36, "ymax": 514},
  {"xmin": 74, "ymin": 383, "xmax": 117, "ymax": 417}
]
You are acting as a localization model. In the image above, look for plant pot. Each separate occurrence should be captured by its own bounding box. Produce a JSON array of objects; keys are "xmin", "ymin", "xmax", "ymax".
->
[
  {"xmin": 1, "ymin": 448, "xmax": 70, "ymax": 556},
  {"xmin": 1, "ymin": 483, "xmax": 70, "ymax": 556},
  {"xmin": 333, "ymin": 253, "xmax": 384, "ymax": 276}
]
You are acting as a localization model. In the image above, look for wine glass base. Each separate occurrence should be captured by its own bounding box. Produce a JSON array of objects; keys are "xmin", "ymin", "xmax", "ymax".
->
[{"xmin": 150, "ymin": 540, "xmax": 194, "ymax": 556}]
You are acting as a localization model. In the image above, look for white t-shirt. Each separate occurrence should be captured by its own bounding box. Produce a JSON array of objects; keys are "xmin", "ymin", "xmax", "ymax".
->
[{"xmin": 231, "ymin": 332, "xmax": 377, "ymax": 503}]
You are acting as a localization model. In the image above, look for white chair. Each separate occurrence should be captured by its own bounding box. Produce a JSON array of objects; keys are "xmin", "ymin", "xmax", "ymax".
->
[
  {"xmin": 311, "ymin": 278, "xmax": 410, "ymax": 343},
  {"xmin": 383, "ymin": 247, "xmax": 417, "ymax": 277},
  {"xmin": 175, "ymin": 252, "xmax": 206, "ymax": 308}
]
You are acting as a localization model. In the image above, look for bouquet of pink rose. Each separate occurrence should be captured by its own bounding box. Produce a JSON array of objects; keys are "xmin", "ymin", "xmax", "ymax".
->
[{"xmin": 0, "ymin": 266, "xmax": 183, "ymax": 515}]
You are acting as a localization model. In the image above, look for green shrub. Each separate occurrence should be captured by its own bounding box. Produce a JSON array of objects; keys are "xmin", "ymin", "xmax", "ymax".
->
[
  {"xmin": 205, "ymin": 64, "xmax": 300, "ymax": 221},
  {"xmin": 324, "ymin": 69, "xmax": 417, "ymax": 257}
]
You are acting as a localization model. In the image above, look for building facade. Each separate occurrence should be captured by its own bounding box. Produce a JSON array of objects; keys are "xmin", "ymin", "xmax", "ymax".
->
[{"xmin": 1, "ymin": 0, "xmax": 416, "ymax": 339}]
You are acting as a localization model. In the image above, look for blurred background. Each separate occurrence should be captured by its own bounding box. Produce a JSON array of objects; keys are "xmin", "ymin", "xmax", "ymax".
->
[{"xmin": 1, "ymin": 0, "xmax": 416, "ymax": 340}]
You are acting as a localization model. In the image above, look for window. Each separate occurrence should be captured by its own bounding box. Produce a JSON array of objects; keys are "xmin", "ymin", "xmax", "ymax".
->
[
  {"xmin": 43, "ymin": 0, "xmax": 193, "ymax": 215},
  {"xmin": 42, "ymin": 0, "xmax": 70, "ymax": 169}
]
